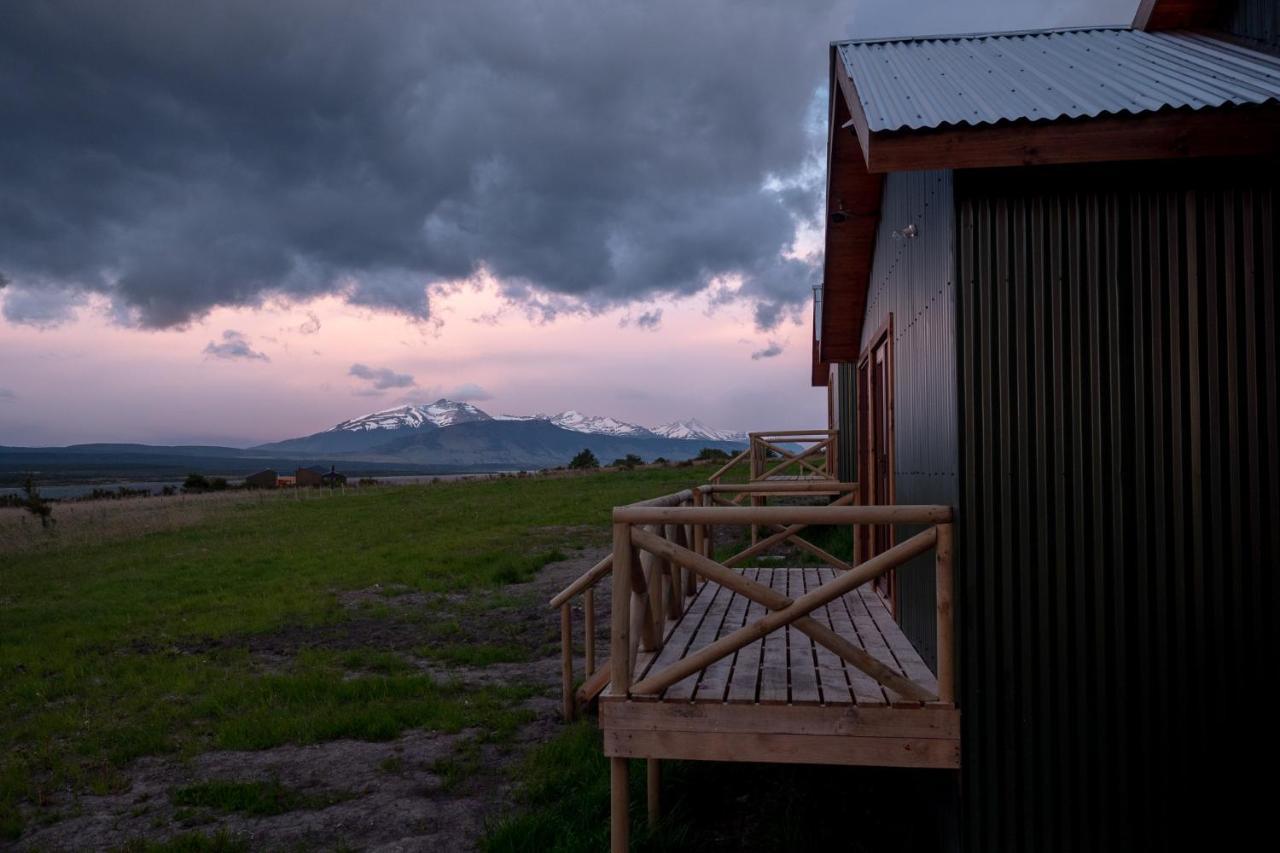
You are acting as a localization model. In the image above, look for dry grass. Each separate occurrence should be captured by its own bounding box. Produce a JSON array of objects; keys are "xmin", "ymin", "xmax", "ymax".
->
[{"xmin": 0, "ymin": 487, "xmax": 351, "ymax": 555}]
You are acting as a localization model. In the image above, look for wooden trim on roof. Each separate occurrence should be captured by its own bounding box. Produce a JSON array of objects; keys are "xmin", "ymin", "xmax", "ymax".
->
[
  {"xmin": 862, "ymin": 103, "xmax": 1280, "ymax": 174},
  {"xmin": 1135, "ymin": 0, "xmax": 1230, "ymax": 30},
  {"xmin": 818, "ymin": 47, "xmax": 883, "ymax": 368}
]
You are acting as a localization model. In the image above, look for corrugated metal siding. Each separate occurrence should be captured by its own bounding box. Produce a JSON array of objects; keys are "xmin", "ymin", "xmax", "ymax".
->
[
  {"xmin": 857, "ymin": 169, "xmax": 959, "ymax": 669},
  {"xmin": 1225, "ymin": 0, "xmax": 1280, "ymax": 56},
  {"xmin": 837, "ymin": 28, "xmax": 1280, "ymax": 132},
  {"xmin": 954, "ymin": 158, "xmax": 1280, "ymax": 851}
]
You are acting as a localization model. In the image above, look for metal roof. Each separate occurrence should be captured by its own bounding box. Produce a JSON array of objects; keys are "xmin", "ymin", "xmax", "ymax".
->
[{"xmin": 837, "ymin": 28, "xmax": 1280, "ymax": 133}]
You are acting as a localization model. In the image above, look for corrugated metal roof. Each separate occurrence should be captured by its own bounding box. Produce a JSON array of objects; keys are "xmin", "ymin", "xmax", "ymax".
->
[{"xmin": 837, "ymin": 28, "xmax": 1280, "ymax": 133}]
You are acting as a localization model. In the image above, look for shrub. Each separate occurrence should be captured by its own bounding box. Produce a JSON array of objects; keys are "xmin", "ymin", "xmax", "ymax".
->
[
  {"xmin": 695, "ymin": 447, "xmax": 732, "ymax": 462},
  {"xmin": 183, "ymin": 473, "xmax": 211, "ymax": 492},
  {"xmin": 19, "ymin": 476, "xmax": 54, "ymax": 527},
  {"xmin": 568, "ymin": 449, "xmax": 600, "ymax": 470}
]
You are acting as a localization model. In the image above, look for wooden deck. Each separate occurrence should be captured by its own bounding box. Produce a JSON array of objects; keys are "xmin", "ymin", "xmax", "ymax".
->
[{"xmin": 600, "ymin": 566, "xmax": 960, "ymax": 770}]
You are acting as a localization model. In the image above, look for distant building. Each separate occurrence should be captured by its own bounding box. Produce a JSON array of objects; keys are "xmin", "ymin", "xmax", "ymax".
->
[
  {"xmin": 243, "ymin": 469, "xmax": 278, "ymax": 489},
  {"xmin": 296, "ymin": 465, "xmax": 346, "ymax": 487},
  {"xmin": 295, "ymin": 466, "xmax": 327, "ymax": 487}
]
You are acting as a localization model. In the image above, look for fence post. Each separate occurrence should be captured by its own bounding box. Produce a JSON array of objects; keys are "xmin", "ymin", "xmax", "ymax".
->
[{"xmin": 935, "ymin": 522, "xmax": 955, "ymax": 705}]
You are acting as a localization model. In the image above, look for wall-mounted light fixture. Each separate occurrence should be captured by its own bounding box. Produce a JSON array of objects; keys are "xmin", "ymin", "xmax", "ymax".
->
[{"xmin": 829, "ymin": 201, "xmax": 849, "ymax": 224}]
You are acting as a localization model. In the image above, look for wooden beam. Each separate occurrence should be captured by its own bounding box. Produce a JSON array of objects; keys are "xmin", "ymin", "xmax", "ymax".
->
[
  {"xmin": 600, "ymin": 697, "xmax": 961, "ymax": 739},
  {"xmin": 603, "ymin": 729, "xmax": 960, "ymax": 770},
  {"xmin": 865, "ymin": 104, "xmax": 1280, "ymax": 174}
]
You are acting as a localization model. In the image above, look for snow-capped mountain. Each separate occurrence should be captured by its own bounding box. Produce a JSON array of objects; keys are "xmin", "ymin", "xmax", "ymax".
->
[
  {"xmin": 544, "ymin": 411, "xmax": 654, "ymax": 438},
  {"xmin": 652, "ymin": 418, "xmax": 746, "ymax": 442},
  {"xmin": 329, "ymin": 400, "xmax": 492, "ymax": 432},
  {"xmin": 256, "ymin": 401, "xmax": 747, "ymax": 458}
]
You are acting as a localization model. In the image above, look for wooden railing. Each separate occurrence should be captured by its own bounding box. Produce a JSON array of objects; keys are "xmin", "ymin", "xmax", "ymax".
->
[
  {"xmin": 549, "ymin": 488, "xmax": 696, "ymax": 720},
  {"xmin": 706, "ymin": 429, "xmax": 837, "ymax": 485},
  {"xmin": 608, "ymin": 502, "xmax": 954, "ymax": 707},
  {"xmin": 550, "ymin": 478, "xmax": 954, "ymax": 719},
  {"xmin": 748, "ymin": 429, "xmax": 836, "ymax": 481}
]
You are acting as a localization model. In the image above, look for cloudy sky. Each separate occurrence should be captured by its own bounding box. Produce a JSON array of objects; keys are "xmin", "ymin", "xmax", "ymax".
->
[{"xmin": 0, "ymin": 0, "xmax": 1135, "ymax": 446}]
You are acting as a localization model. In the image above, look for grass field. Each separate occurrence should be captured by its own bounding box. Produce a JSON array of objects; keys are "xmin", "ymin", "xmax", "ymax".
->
[{"xmin": 0, "ymin": 466, "xmax": 710, "ymax": 843}]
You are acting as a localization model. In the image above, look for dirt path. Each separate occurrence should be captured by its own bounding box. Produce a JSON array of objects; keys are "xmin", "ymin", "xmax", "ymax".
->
[{"xmin": 15, "ymin": 550, "xmax": 606, "ymax": 852}]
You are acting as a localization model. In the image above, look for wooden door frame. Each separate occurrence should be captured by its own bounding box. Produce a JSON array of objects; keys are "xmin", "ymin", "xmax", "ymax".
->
[{"xmin": 857, "ymin": 314, "xmax": 896, "ymax": 614}]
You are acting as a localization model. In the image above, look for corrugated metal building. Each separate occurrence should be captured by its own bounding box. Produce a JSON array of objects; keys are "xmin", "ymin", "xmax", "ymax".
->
[{"xmin": 815, "ymin": 1, "xmax": 1279, "ymax": 848}]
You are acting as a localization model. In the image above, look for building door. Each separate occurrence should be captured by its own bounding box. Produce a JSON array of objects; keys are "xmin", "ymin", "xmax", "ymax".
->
[{"xmin": 858, "ymin": 318, "xmax": 895, "ymax": 612}]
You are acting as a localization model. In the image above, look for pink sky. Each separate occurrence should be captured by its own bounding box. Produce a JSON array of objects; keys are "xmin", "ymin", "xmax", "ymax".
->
[{"xmin": 0, "ymin": 276, "xmax": 824, "ymax": 447}]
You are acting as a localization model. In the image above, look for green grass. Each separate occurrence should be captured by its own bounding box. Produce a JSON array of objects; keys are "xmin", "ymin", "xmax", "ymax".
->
[
  {"xmin": 170, "ymin": 778, "xmax": 350, "ymax": 817},
  {"xmin": 0, "ymin": 466, "xmax": 710, "ymax": 841}
]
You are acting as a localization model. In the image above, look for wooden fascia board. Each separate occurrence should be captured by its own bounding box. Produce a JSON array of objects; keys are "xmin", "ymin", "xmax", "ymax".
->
[
  {"xmin": 1136, "ymin": 0, "xmax": 1230, "ymax": 30},
  {"xmin": 863, "ymin": 104, "xmax": 1280, "ymax": 174},
  {"xmin": 819, "ymin": 52, "xmax": 883, "ymax": 365},
  {"xmin": 1133, "ymin": 0, "xmax": 1159, "ymax": 28},
  {"xmin": 834, "ymin": 52, "xmax": 873, "ymax": 169}
]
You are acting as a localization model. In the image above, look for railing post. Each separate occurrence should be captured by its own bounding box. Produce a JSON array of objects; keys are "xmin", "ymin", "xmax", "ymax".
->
[
  {"xmin": 611, "ymin": 522, "xmax": 633, "ymax": 697},
  {"xmin": 935, "ymin": 521, "xmax": 955, "ymax": 705},
  {"xmin": 560, "ymin": 602, "xmax": 574, "ymax": 720},
  {"xmin": 665, "ymin": 523, "xmax": 683, "ymax": 618},
  {"xmin": 584, "ymin": 587, "xmax": 595, "ymax": 677}
]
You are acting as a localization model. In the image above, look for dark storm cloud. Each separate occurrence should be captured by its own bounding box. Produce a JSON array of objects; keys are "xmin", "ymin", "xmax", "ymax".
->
[
  {"xmin": 204, "ymin": 330, "xmax": 269, "ymax": 361},
  {"xmin": 0, "ymin": 0, "xmax": 842, "ymax": 331},
  {"xmin": 635, "ymin": 309, "xmax": 663, "ymax": 331},
  {"xmin": 349, "ymin": 363, "xmax": 415, "ymax": 390},
  {"xmin": 751, "ymin": 340, "xmax": 784, "ymax": 360}
]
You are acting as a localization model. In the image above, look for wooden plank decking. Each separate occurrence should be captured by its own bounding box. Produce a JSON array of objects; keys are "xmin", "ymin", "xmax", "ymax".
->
[{"xmin": 600, "ymin": 567, "xmax": 960, "ymax": 769}]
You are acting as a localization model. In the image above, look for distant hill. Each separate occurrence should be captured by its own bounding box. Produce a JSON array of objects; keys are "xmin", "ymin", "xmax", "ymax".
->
[{"xmin": 0, "ymin": 445, "xmax": 451, "ymax": 487}]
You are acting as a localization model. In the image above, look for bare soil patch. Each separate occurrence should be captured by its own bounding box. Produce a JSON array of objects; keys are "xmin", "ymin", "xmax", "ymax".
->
[{"xmin": 15, "ymin": 550, "xmax": 604, "ymax": 852}]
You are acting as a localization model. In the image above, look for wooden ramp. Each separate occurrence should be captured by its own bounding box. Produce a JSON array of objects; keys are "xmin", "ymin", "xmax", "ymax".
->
[{"xmin": 600, "ymin": 567, "xmax": 959, "ymax": 770}]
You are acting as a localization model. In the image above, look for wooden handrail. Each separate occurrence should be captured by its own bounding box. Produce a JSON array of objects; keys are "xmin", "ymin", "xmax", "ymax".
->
[
  {"xmin": 614, "ymin": 504, "xmax": 953, "ymax": 526},
  {"xmin": 699, "ymin": 481, "xmax": 855, "ymax": 494}
]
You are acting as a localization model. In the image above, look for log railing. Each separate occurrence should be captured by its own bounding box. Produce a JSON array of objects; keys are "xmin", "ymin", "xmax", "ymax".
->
[
  {"xmin": 608, "ymin": 502, "xmax": 955, "ymax": 708},
  {"xmin": 706, "ymin": 428, "xmax": 837, "ymax": 485},
  {"xmin": 747, "ymin": 429, "xmax": 837, "ymax": 482},
  {"xmin": 549, "ymin": 488, "xmax": 698, "ymax": 720}
]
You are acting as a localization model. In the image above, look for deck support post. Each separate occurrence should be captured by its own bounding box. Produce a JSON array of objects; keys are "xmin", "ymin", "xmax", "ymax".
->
[
  {"xmin": 611, "ymin": 522, "xmax": 633, "ymax": 696},
  {"xmin": 611, "ymin": 757, "xmax": 630, "ymax": 853},
  {"xmin": 935, "ymin": 522, "xmax": 955, "ymax": 704},
  {"xmin": 646, "ymin": 758, "xmax": 661, "ymax": 825},
  {"xmin": 560, "ymin": 603, "xmax": 574, "ymax": 721},
  {"xmin": 584, "ymin": 587, "xmax": 595, "ymax": 677}
]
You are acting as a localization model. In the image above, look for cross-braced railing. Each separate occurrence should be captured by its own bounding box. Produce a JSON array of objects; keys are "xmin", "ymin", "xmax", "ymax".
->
[
  {"xmin": 608, "ymin": 502, "xmax": 955, "ymax": 707},
  {"xmin": 749, "ymin": 429, "xmax": 836, "ymax": 481},
  {"xmin": 705, "ymin": 429, "xmax": 837, "ymax": 485}
]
